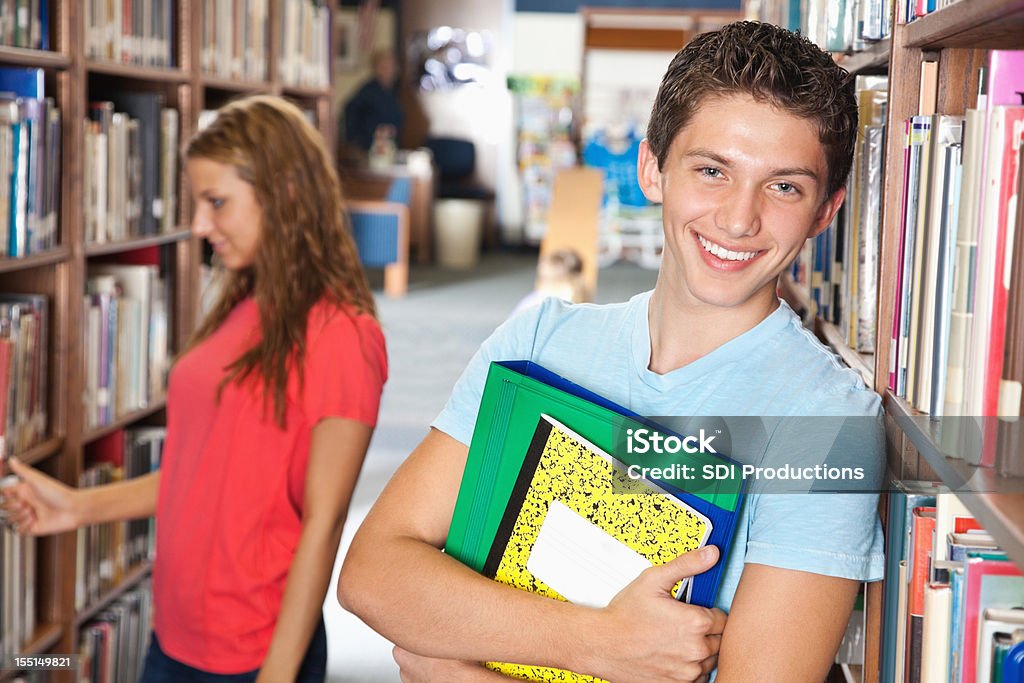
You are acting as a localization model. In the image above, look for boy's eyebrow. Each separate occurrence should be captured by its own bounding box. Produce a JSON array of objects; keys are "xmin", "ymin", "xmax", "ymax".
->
[{"xmin": 683, "ymin": 148, "xmax": 820, "ymax": 181}]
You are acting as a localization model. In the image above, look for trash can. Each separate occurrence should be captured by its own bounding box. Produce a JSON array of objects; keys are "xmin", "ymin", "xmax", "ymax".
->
[{"xmin": 435, "ymin": 199, "xmax": 484, "ymax": 269}]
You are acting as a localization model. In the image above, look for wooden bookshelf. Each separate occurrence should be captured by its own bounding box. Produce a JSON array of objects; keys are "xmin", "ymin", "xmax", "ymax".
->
[
  {"xmin": 74, "ymin": 561, "xmax": 153, "ymax": 628},
  {"xmin": 18, "ymin": 437, "xmax": 66, "ymax": 467},
  {"xmin": 0, "ymin": 246, "xmax": 71, "ymax": 274},
  {"xmin": 903, "ymin": 0, "xmax": 1024, "ymax": 48},
  {"xmin": 85, "ymin": 60, "xmax": 191, "ymax": 83},
  {"xmin": 0, "ymin": 624, "xmax": 64, "ymax": 681},
  {"xmin": 0, "ymin": 46, "xmax": 71, "ymax": 69},
  {"xmin": 835, "ymin": 38, "xmax": 892, "ymax": 73},
  {"xmin": 751, "ymin": 1, "xmax": 1024, "ymax": 681},
  {"xmin": 84, "ymin": 230, "xmax": 192, "ymax": 257},
  {"xmin": 0, "ymin": 1, "xmax": 339, "ymax": 675}
]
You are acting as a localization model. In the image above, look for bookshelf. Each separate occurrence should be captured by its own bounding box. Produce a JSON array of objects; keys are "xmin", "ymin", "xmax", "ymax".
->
[
  {"xmin": 752, "ymin": 0, "xmax": 1024, "ymax": 680},
  {"xmin": 0, "ymin": 0, "xmax": 337, "ymax": 677}
]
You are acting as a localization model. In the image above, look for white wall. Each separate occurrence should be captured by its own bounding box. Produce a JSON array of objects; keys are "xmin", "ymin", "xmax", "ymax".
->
[{"xmin": 511, "ymin": 12, "xmax": 583, "ymax": 77}]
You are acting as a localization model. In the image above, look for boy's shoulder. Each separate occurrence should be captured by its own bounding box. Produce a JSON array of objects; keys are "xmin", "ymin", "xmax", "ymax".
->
[{"xmin": 769, "ymin": 305, "xmax": 880, "ymax": 417}]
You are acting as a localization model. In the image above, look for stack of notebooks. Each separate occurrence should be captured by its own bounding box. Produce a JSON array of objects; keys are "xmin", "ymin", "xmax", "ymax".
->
[{"xmin": 446, "ymin": 361, "xmax": 745, "ymax": 682}]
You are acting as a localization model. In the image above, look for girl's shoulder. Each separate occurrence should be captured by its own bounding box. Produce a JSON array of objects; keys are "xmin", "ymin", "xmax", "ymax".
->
[{"xmin": 306, "ymin": 298, "xmax": 383, "ymax": 347}]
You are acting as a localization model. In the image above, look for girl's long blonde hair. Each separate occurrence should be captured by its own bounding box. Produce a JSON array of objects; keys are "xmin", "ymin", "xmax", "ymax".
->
[{"xmin": 185, "ymin": 95, "xmax": 375, "ymax": 426}]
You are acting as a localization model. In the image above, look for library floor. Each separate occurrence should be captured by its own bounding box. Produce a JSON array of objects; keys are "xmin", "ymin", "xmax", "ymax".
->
[{"xmin": 322, "ymin": 250, "xmax": 658, "ymax": 682}]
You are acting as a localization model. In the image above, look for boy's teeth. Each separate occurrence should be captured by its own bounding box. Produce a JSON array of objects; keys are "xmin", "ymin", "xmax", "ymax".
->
[{"xmin": 698, "ymin": 235, "xmax": 757, "ymax": 262}]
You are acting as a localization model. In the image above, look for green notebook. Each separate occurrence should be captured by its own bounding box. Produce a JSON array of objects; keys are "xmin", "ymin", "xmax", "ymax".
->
[{"xmin": 444, "ymin": 360, "xmax": 744, "ymax": 608}]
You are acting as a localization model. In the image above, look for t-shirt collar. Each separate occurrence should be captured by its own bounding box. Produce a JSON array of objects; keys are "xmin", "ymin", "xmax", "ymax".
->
[{"xmin": 631, "ymin": 290, "xmax": 794, "ymax": 390}]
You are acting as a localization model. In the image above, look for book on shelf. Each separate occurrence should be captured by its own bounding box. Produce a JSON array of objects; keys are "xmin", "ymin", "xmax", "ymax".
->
[
  {"xmin": 77, "ymin": 428, "xmax": 164, "ymax": 612},
  {"xmin": 200, "ymin": 0, "xmax": 270, "ymax": 82},
  {"xmin": 0, "ymin": 0, "xmax": 50, "ymax": 51},
  {"xmin": 84, "ymin": 265, "xmax": 169, "ymax": 428},
  {"xmin": 0, "ymin": 66, "xmax": 60, "ymax": 258},
  {"xmin": 84, "ymin": 92, "xmax": 178, "ymax": 243},
  {"xmin": 277, "ymin": 0, "xmax": 330, "ymax": 89},
  {"xmin": 748, "ymin": 0, "xmax": 893, "ymax": 53},
  {"xmin": 84, "ymin": 0, "xmax": 174, "ymax": 68},
  {"xmin": 0, "ymin": 475, "xmax": 36, "ymax": 659},
  {"xmin": 881, "ymin": 487, "xmax": 1024, "ymax": 683},
  {"xmin": 79, "ymin": 579, "xmax": 153, "ymax": 683},
  {"xmin": 0, "ymin": 293, "xmax": 47, "ymax": 456}
]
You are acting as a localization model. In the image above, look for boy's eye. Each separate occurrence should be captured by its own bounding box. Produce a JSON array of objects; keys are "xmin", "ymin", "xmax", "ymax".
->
[
  {"xmin": 772, "ymin": 182, "xmax": 799, "ymax": 195},
  {"xmin": 210, "ymin": 197, "xmax": 225, "ymax": 209},
  {"xmin": 699, "ymin": 167, "xmax": 723, "ymax": 178}
]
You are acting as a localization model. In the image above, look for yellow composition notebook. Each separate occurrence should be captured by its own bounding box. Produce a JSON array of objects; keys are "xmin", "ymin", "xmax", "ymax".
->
[{"xmin": 482, "ymin": 414, "xmax": 712, "ymax": 682}]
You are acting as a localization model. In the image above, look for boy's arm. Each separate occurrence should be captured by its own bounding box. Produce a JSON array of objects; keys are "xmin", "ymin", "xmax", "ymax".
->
[
  {"xmin": 715, "ymin": 563, "xmax": 859, "ymax": 682},
  {"xmin": 339, "ymin": 428, "xmax": 725, "ymax": 683}
]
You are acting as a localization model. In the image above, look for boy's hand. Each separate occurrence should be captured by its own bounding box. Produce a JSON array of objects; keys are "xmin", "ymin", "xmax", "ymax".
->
[
  {"xmin": 580, "ymin": 545, "xmax": 725, "ymax": 683},
  {"xmin": 0, "ymin": 457, "xmax": 82, "ymax": 536}
]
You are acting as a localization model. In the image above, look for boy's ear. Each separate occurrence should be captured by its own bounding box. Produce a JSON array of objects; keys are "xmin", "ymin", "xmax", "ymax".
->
[
  {"xmin": 809, "ymin": 186, "xmax": 846, "ymax": 239},
  {"xmin": 637, "ymin": 139, "xmax": 664, "ymax": 204}
]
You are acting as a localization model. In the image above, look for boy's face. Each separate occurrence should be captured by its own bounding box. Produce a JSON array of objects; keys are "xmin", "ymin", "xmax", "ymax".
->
[{"xmin": 638, "ymin": 93, "xmax": 844, "ymax": 314}]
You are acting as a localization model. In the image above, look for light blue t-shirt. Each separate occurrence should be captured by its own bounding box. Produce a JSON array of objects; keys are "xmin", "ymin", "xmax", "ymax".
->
[{"xmin": 433, "ymin": 291, "xmax": 885, "ymax": 618}]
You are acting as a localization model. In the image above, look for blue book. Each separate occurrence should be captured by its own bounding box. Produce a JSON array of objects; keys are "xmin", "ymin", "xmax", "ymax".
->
[
  {"xmin": 0, "ymin": 67, "xmax": 44, "ymax": 99},
  {"xmin": 881, "ymin": 481, "xmax": 940, "ymax": 683}
]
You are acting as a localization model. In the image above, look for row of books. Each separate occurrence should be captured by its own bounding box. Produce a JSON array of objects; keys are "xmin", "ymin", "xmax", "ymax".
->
[
  {"xmin": 747, "ymin": 0, "xmax": 892, "ymax": 54},
  {"xmin": 789, "ymin": 75, "xmax": 888, "ymax": 351},
  {"xmin": 899, "ymin": 0, "xmax": 961, "ymax": 26},
  {"xmin": 0, "ymin": 67, "xmax": 61, "ymax": 258},
  {"xmin": 84, "ymin": 0, "xmax": 175, "ymax": 68},
  {"xmin": 0, "ymin": 478, "xmax": 36, "ymax": 658},
  {"xmin": 75, "ymin": 427, "xmax": 164, "ymax": 612},
  {"xmin": 79, "ymin": 580, "xmax": 153, "ymax": 683},
  {"xmin": 278, "ymin": 0, "xmax": 331, "ymax": 89},
  {"xmin": 85, "ymin": 93, "xmax": 180, "ymax": 244},
  {"xmin": 84, "ymin": 265, "xmax": 170, "ymax": 429},
  {"xmin": 0, "ymin": 0, "xmax": 50, "ymax": 50},
  {"xmin": 883, "ymin": 482, "xmax": 1024, "ymax": 683},
  {"xmin": 0, "ymin": 294, "xmax": 48, "ymax": 458},
  {"xmin": 888, "ymin": 51, "xmax": 1024, "ymax": 431},
  {"xmin": 199, "ymin": 0, "xmax": 271, "ymax": 82}
]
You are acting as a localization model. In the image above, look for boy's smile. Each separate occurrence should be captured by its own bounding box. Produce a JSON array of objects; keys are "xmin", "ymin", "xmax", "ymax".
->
[{"xmin": 639, "ymin": 92, "xmax": 845, "ymax": 323}]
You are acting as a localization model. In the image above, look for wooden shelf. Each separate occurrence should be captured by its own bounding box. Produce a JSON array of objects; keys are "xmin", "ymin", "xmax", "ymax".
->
[
  {"xmin": 0, "ymin": 46, "xmax": 71, "ymax": 69},
  {"xmin": 85, "ymin": 230, "xmax": 192, "ymax": 257},
  {"xmin": 82, "ymin": 398, "xmax": 167, "ymax": 446},
  {"xmin": 835, "ymin": 38, "xmax": 891, "ymax": 73},
  {"xmin": 74, "ymin": 562, "xmax": 153, "ymax": 627},
  {"xmin": 15, "ymin": 436, "xmax": 65, "ymax": 467},
  {"xmin": 281, "ymin": 83, "xmax": 331, "ymax": 99},
  {"xmin": 903, "ymin": 0, "xmax": 1024, "ymax": 48},
  {"xmin": 0, "ymin": 623, "xmax": 65, "ymax": 680},
  {"xmin": 201, "ymin": 75, "xmax": 274, "ymax": 93},
  {"xmin": 817, "ymin": 321, "xmax": 875, "ymax": 387},
  {"xmin": 885, "ymin": 392, "xmax": 1024, "ymax": 567},
  {"xmin": 86, "ymin": 60, "xmax": 191, "ymax": 83},
  {"xmin": 0, "ymin": 246, "xmax": 70, "ymax": 274}
]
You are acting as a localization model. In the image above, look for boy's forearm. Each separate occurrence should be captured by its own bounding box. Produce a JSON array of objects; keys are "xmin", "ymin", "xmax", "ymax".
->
[
  {"xmin": 78, "ymin": 471, "xmax": 160, "ymax": 525},
  {"xmin": 341, "ymin": 534, "xmax": 600, "ymax": 675}
]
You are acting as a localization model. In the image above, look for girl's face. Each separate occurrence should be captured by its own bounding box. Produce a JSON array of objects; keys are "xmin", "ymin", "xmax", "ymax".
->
[{"xmin": 187, "ymin": 158, "xmax": 263, "ymax": 270}]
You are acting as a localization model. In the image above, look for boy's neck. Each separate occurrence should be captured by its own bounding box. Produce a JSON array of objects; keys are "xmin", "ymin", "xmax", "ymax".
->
[{"xmin": 646, "ymin": 279, "xmax": 780, "ymax": 375}]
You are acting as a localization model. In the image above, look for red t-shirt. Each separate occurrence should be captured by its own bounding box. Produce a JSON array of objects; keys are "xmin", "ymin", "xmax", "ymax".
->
[{"xmin": 153, "ymin": 297, "xmax": 387, "ymax": 673}]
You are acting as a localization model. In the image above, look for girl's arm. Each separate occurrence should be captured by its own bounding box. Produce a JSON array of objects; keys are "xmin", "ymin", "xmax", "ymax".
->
[
  {"xmin": 2, "ymin": 458, "xmax": 159, "ymax": 534},
  {"xmin": 256, "ymin": 416, "xmax": 372, "ymax": 683}
]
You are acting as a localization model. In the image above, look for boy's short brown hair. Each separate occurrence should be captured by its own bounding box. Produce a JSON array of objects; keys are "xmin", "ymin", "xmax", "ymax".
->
[{"xmin": 646, "ymin": 21, "xmax": 858, "ymax": 198}]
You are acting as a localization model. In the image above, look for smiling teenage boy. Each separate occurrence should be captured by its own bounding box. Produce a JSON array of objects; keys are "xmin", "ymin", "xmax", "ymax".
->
[{"xmin": 339, "ymin": 21, "xmax": 883, "ymax": 682}]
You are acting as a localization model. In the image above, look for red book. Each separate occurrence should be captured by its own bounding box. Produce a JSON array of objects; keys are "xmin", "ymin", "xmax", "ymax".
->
[
  {"xmin": 906, "ymin": 506, "xmax": 937, "ymax": 683},
  {"xmin": 960, "ymin": 556, "xmax": 1024, "ymax": 683}
]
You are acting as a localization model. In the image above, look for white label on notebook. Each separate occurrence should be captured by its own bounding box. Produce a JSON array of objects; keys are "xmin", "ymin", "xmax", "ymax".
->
[{"xmin": 527, "ymin": 500, "xmax": 653, "ymax": 609}]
